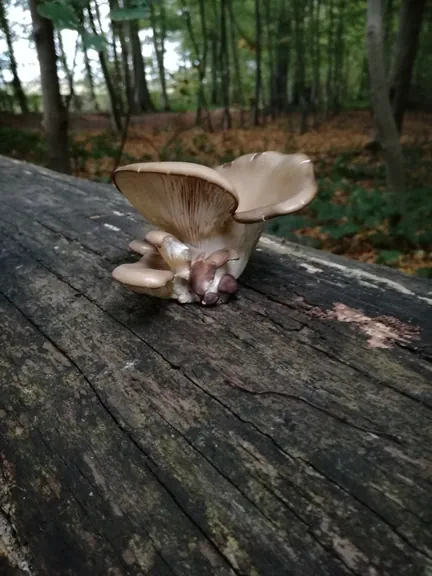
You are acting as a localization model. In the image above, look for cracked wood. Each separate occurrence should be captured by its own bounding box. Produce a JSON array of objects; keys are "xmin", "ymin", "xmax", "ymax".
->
[{"xmin": 0, "ymin": 155, "xmax": 431, "ymax": 576}]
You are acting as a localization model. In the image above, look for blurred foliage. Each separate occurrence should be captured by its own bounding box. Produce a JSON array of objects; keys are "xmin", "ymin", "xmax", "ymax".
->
[{"xmin": 0, "ymin": 111, "xmax": 430, "ymax": 276}]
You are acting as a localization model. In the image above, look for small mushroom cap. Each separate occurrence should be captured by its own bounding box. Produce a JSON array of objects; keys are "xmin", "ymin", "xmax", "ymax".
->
[
  {"xmin": 113, "ymin": 263, "xmax": 174, "ymax": 289},
  {"xmin": 112, "ymin": 252, "xmax": 173, "ymax": 290},
  {"xmin": 145, "ymin": 229, "xmax": 173, "ymax": 247},
  {"xmin": 215, "ymin": 151, "xmax": 318, "ymax": 223},
  {"xmin": 128, "ymin": 239, "xmax": 156, "ymax": 256},
  {"xmin": 113, "ymin": 162, "xmax": 239, "ymax": 245}
]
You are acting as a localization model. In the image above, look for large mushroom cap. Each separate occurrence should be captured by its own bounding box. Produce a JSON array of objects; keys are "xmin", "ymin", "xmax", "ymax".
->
[
  {"xmin": 113, "ymin": 161, "xmax": 239, "ymax": 245},
  {"xmin": 215, "ymin": 151, "xmax": 318, "ymax": 223}
]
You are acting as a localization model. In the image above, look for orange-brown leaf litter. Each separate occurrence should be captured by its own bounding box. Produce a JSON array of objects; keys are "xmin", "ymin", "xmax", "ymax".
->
[{"xmin": 3, "ymin": 109, "xmax": 432, "ymax": 276}]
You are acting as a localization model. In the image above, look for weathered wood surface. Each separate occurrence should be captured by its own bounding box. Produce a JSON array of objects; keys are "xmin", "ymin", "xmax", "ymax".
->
[{"xmin": 0, "ymin": 155, "xmax": 431, "ymax": 576}]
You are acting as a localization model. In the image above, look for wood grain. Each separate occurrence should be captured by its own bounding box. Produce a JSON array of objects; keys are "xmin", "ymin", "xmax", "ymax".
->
[{"xmin": 0, "ymin": 155, "xmax": 431, "ymax": 576}]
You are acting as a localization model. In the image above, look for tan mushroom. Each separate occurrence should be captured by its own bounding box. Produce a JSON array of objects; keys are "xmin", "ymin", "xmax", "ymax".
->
[
  {"xmin": 112, "ymin": 252, "xmax": 175, "ymax": 298},
  {"xmin": 113, "ymin": 161, "xmax": 238, "ymax": 245},
  {"xmin": 215, "ymin": 151, "xmax": 317, "ymax": 223},
  {"xmin": 112, "ymin": 152, "xmax": 318, "ymax": 305}
]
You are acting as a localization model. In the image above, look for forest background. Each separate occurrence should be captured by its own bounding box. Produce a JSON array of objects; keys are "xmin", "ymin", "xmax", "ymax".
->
[{"xmin": 0, "ymin": 0, "xmax": 431, "ymax": 277}]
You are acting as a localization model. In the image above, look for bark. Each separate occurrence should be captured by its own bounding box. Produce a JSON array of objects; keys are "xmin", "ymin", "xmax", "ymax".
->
[
  {"xmin": 150, "ymin": 0, "xmax": 170, "ymax": 111},
  {"xmin": 87, "ymin": 2, "xmax": 123, "ymax": 133},
  {"xmin": 28, "ymin": 0, "xmax": 70, "ymax": 174},
  {"xmin": 387, "ymin": 0, "xmax": 426, "ymax": 133},
  {"xmin": 383, "ymin": 0, "xmax": 396, "ymax": 69},
  {"xmin": 129, "ymin": 19, "xmax": 154, "ymax": 112},
  {"xmin": 0, "ymin": 0, "xmax": 28, "ymax": 113},
  {"xmin": 366, "ymin": 0, "xmax": 405, "ymax": 209},
  {"xmin": 253, "ymin": 0, "xmax": 262, "ymax": 125},
  {"xmin": 219, "ymin": 0, "xmax": 231, "ymax": 129},
  {"xmin": 1, "ymin": 153, "xmax": 431, "ymax": 576}
]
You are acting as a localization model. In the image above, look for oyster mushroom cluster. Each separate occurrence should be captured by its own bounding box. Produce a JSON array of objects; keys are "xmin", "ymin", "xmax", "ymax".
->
[{"xmin": 112, "ymin": 151, "xmax": 318, "ymax": 306}]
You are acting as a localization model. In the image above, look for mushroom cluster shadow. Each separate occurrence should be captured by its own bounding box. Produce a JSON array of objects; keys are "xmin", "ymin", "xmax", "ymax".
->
[{"xmin": 112, "ymin": 151, "xmax": 318, "ymax": 306}]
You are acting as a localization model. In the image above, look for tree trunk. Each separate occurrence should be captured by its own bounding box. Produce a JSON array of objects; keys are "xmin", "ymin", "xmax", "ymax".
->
[
  {"xmin": 150, "ymin": 0, "xmax": 170, "ymax": 111},
  {"xmin": 387, "ymin": 0, "xmax": 426, "ymax": 134},
  {"xmin": 274, "ymin": 0, "xmax": 291, "ymax": 115},
  {"xmin": 210, "ymin": 0, "xmax": 220, "ymax": 107},
  {"xmin": 87, "ymin": 2, "xmax": 122, "ymax": 133},
  {"xmin": 326, "ymin": 0, "xmax": 334, "ymax": 117},
  {"xmin": 108, "ymin": 4, "xmax": 124, "ymax": 116},
  {"xmin": 109, "ymin": 0, "xmax": 133, "ymax": 113},
  {"xmin": 129, "ymin": 19, "xmax": 154, "ymax": 112},
  {"xmin": 228, "ymin": 0, "xmax": 245, "ymax": 125},
  {"xmin": 366, "ymin": 0, "xmax": 405, "ymax": 210},
  {"xmin": 383, "ymin": 0, "xmax": 396, "ymax": 70},
  {"xmin": 219, "ymin": 0, "xmax": 231, "ymax": 129},
  {"xmin": 28, "ymin": 0, "xmax": 70, "ymax": 174},
  {"xmin": 294, "ymin": 0, "xmax": 308, "ymax": 132},
  {"xmin": 83, "ymin": 47, "xmax": 99, "ymax": 111},
  {"xmin": 263, "ymin": 0, "xmax": 276, "ymax": 120},
  {"xmin": 57, "ymin": 30, "xmax": 81, "ymax": 112},
  {"xmin": 332, "ymin": 0, "xmax": 346, "ymax": 114},
  {"xmin": 0, "ymin": 0, "xmax": 28, "ymax": 114},
  {"xmin": 311, "ymin": 0, "xmax": 321, "ymax": 126},
  {"xmin": 253, "ymin": 0, "xmax": 262, "ymax": 126}
]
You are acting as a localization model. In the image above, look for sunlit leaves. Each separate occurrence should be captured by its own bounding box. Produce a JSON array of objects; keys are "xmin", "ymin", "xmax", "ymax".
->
[
  {"xmin": 36, "ymin": 0, "xmax": 106, "ymax": 52},
  {"xmin": 81, "ymin": 30, "xmax": 106, "ymax": 51},
  {"xmin": 110, "ymin": 6, "xmax": 150, "ymax": 21},
  {"xmin": 37, "ymin": 1, "xmax": 79, "ymax": 30}
]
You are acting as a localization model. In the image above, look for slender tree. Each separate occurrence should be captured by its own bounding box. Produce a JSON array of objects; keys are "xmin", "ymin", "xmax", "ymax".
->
[
  {"xmin": 0, "ymin": 0, "xmax": 28, "ymax": 113},
  {"xmin": 129, "ymin": 18, "xmax": 154, "ymax": 112},
  {"xmin": 228, "ymin": 0, "xmax": 245, "ymax": 125},
  {"xmin": 311, "ymin": 0, "xmax": 322, "ymax": 126},
  {"xmin": 253, "ymin": 0, "xmax": 262, "ymax": 126},
  {"xmin": 219, "ymin": 0, "xmax": 231, "ymax": 128},
  {"xmin": 150, "ymin": 0, "xmax": 170, "ymax": 111},
  {"xmin": 326, "ymin": 0, "xmax": 335, "ymax": 117},
  {"xmin": 28, "ymin": 0, "xmax": 70, "ymax": 173},
  {"xmin": 387, "ymin": 0, "xmax": 426, "ymax": 133},
  {"xmin": 263, "ymin": 0, "xmax": 276, "ymax": 120},
  {"xmin": 87, "ymin": 1, "xmax": 122, "ymax": 132},
  {"xmin": 109, "ymin": 0, "xmax": 133, "ymax": 112},
  {"xmin": 57, "ymin": 30, "xmax": 80, "ymax": 111},
  {"xmin": 274, "ymin": 0, "xmax": 291, "ymax": 115},
  {"xmin": 366, "ymin": 0, "xmax": 405, "ymax": 209},
  {"xmin": 332, "ymin": 0, "xmax": 346, "ymax": 113}
]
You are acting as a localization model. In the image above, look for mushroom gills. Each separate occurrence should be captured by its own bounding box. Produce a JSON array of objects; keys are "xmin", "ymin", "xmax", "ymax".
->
[{"xmin": 112, "ymin": 152, "xmax": 318, "ymax": 305}]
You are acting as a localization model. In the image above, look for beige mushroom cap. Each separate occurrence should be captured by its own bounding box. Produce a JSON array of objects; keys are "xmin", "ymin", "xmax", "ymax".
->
[
  {"xmin": 112, "ymin": 250, "xmax": 174, "ymax": 293},
  {"xmin": 215, "ymin": 151, "xmax": 318, "ymax": 223},
  {"xmin": 113, "ymin": 262, "xmax": 174, "ymax": 289},
  {"xmin": 113, "ymin": 161, "xmax": 239, "ymax": 245}
]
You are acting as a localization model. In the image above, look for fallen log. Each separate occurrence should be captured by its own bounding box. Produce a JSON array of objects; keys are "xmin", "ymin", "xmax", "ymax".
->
[{"xmin": 0, "ymin": 155, "xmax": 431, "ymax": 576}]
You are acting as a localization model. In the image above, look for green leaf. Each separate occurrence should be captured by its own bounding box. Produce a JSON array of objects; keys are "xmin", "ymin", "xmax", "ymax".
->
[
  {"xmin": 377, "ymin": 250, "xmax": 402, "ymax": 266},
  {"xmin": 82, "ymin": 31, "xmax": 106, "ymax": 52},
  {"xmin": 416, "ymin": 267, "xmax": 432, "ymax": 279},
  {"xmin": 110, "ymin": 6, "xmax": 150, "ymax": 21},
  {"xmin": 37, "ymin": 1, "xmax": 79, "ymax": 30}
]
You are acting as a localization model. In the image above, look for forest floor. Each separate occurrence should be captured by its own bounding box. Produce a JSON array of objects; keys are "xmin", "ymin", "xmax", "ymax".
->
[{"xmin": 1, "ymin": 109, "xmax": 431, "ymax": 277}]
